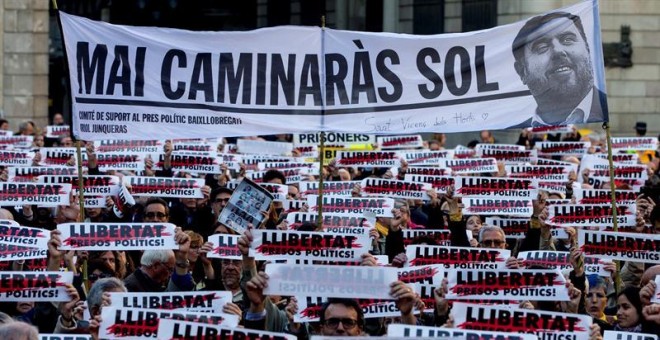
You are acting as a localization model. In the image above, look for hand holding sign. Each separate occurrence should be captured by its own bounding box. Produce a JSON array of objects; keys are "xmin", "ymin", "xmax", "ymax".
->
[
  {"xmin": 642, "ymin": 279, "xmax": 657, "ymax": 305},
  {"xmin": 246, "ymin": 272, "xmax": 269, "ymax": 312}
]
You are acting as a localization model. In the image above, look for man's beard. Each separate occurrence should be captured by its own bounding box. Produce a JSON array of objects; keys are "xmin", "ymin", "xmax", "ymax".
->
[
  {"xmin": 222, "ymin": 270, "xmax": 240, "ymax": 289},
  {"xmin": 526, "ymin": 55, "xmax": 594, "ymax": 114}
]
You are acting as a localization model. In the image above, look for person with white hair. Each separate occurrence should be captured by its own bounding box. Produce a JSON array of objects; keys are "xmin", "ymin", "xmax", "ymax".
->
[{"xmin": 0, "ymin": 321, "xmax": 39, "ymax": 340}]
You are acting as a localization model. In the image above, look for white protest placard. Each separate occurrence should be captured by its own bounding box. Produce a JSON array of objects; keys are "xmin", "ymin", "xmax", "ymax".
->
[
  {"xmin": 405, "ymin": 166, "xmax": 449, "ymax": 177},
  {"xmin": 476, "ymin": 144, "xmax": 524, "ymax": 151},
  {"xmin": 158, "ymin": 151, "xmax": 220, "ymax": 173},
  {"xmin": 281, "ymin": 199, "xmax": 307, "ymax": 213},
  {"xmin": 264, "ymin": 263, "xmax": 399, "ymax": 299},
  {"xmin": 157, "ymin": 319, "xmax": 295, "ymax": 340},
  {"xmin": 548, "ymin": 204, "xmax": 636, "ymax": 227},
  {"xmin": 652, "ymin": 276, "xmax": 660, "ymax": 303},
  {"xmin": 536, "ymin": 141, "xmax": 591, "ymax": 156},
  {"xmin": 401, "ymin": 150, "xmax": 454, "ymax": 166},
  {"xmin": 57, "ymin": 223, "xmax": 177, "ymax": 250},
  {"xmin": 0, "ymin": 244, "xmax": 48, "ymax": 262},
  {"xmin": 573, "ymin": 189, "xmax": 637, "ymax": 205},
  {"xmin": 0, "ymin": 224, "xmax": 48, "ymax": 249},
  {"xmin": 462, "ymin": 197, "xmax": 533, "ymax": 216},
  {"xmin": 377, "ymin": 135, "xmax": 423, "ymax": 149},
  {"xmin": 583, "ymin": 256, "xmax": 613, "ymax": 277},
  {"xmin": 610, "ymin": 137, "xmax": 658, "ymax": 151},
  {"xmin": 388, "ymin": 325, "xmax": 537, "ymax": 340},
  {"xmin": 94, "ymin": 140, "xmax": 163, "ymax": 153},
  {"xmin": 123, "ymin": 176, "xmax": 204, "ymax": 198},
  {"xmin": 402, "ymin": 229, "xmax": 452, "ymax": 246},
  {"xmin": 7, "ymin": 166, "xmax": 77, "ymax": 182},
  {"xmin": 0, "ymin": 271, "xmax": 73, "ymax": 301},
  {"xmin": 335, "ymin": 151, "xmax": 401, "ymax": 168},
  {"xmin": 298, "ymin": 181, "xmax": 358, "ymax": 197},
  {"xmin": 296, "ymin": 296, "xmax": 409, "ymax": 323},
  {"xmin": 92, "ymin": 152, "xmax": 145, "ymax": 172},
  {"xmin": 172, "ymin": 139, "xmax": 221, "ymax": 153},
  {"xmin": 247, "ymin": 167, "xmax": 315, "ymax": 184},
  {"xmin": 41, "ymin": 148, "xmax": 75, "ymax": 166},
  {"xmin": 538, "ymin": 181, "xmax": 568, "ymax": 196},
  {"xmin": 38, "ymin": 175, "xmax": 120, "ymax": 197},
  {"xmin": 444, "ymin": 158, "xmax": 497, "ymax": 174},
  {"xmin": 506, "ymin": 164, "xmax": 571, "ymax": 181},
  {"xmin": 598, "ymin": 152, "xmax": 639, "ymax": 164},
  {"xmin": 294, "ymin": 144, "xmax": 318, "ymax": 158},
  {"xmin": 579, "ymin": 229, "xmax": 660, "ymax": 264},
  {"xmin": 477, "ymin": 148, "xmax": 537, "ymax": 164},
  {"xmin": 397, "ymin": 264, "xmax": 444, "ymax": 285},
  {"xmin": 404, "ymin": 174, "xmax": 454, "ymax": 194},
  {"xmin": 485, "ymin": 217, "xmax": 530, "ymax": 239},
  {"xmin": 360, "ymin": 177, "xmax": 431, "ymax": 200},
  {"xmin": 109, "ymin": 291, "xmax": 232, "ymax": 313},
  {"xmin": 259, "ymin": 182, "xmax": 289, "ymax": 201},
  {"xmin": 237, "ymin": 139, "xmax": 293, "ymax": 156},
  {"xmin": 307, "ymin": 195, "xmax": 394, "ymax": 217},
  {"xmin": 451, "ymin": 302, "xmax": 592, "ymax": 340},
  {"xmin": 527, "ymin": 124, "xmax": 575, "ymax": 134},
  {"xmin": 242, "ymin": 155, "xmax": 303, "ymax": 170},
  {"xmin": 250, "ymin": 229, "xmax": 370, "ymax": 262},
  {"xmin": 446, "ymin": 268, "xmax": 569, "ymax": 301},
  {"xmin": 286, "ymin": 212, "xmax": 372, "ymax": 230},
  {"xmin": 40, "ymin": 335, "xmax": 91, "ymax": 340},
  {"xmin": 218, "ymin": 178, "xmax": 273, "ymax": 234},
  {"xmin": 46, "ymin": 125, "xmax": 71, "ymax": 139},
  {"xmin": 293, "ymin": 132, "xmax": 375, "ymax": 146},
  {"xmin": 0, "ymin": 150, "xmax": 35, "ymax": 166},
  {"xmin": 518, "ymin": 251, "xmax": 573, "ymax": 271},
  {"xmin": 604, "ymin": 331, "xmax": 657, "ymax": 340},
  {"xmin": 0, "ymin": 183, "xmax": 71, "ymax": 207},
  {"xmin": 257, "ymin": 161, "xmax": 317, "ymax": 172},
  {"xmin": 405, "ymin": 245, "xmax": 509, "ymax": 269},
  {"xmin": 207, "ymin": 234, "xmax": 242, "ymax": 260},
  {"xmin": 454, "ymin": 176, "xmax": 537, "ymax": 198},
  {"xmin": 0, "ymin": 136, "xmax": 33, "ymax": 149},
  {"xmin": 100, "ymin": 306, "xmax": 239, "ymax": 340}
]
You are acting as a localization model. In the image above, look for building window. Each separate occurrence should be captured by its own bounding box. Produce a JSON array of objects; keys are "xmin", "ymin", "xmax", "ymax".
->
[
  {"xmin": 267, "ymin": 0, "xmax": 290, "ymax": 26},
  {"xmin": 462, "ymin": 0, "xmax": 497, "ymax": 32},
  {"xmin": 414, "ymin": 0, "xmax": 445, "ymax": 35}
]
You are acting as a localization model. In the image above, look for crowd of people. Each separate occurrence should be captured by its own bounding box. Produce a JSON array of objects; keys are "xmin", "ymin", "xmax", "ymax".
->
[{"xmin": 0, "ymin": 117, "xmax": 658, "ymax": 340}]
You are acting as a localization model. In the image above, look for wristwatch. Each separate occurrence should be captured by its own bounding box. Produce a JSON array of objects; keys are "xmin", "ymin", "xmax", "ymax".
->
[{"xmin": 176, "ymin": 259, "xmax": 190, "ymax": 269}]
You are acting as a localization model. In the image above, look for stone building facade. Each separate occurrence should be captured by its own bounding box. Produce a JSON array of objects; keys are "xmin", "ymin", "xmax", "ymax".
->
[
  {"xmin": 0, "ymin": 0, "xmax": 49, "ymax": 131},
  {"xmin": 0, "ymin": 0, "xmax": 656, "ymax": 135}
]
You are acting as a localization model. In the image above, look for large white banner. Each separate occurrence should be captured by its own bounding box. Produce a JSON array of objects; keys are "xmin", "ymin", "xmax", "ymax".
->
[{"xmin": 59, "ymin": 0, "xmax": 607, "ymax": 140}]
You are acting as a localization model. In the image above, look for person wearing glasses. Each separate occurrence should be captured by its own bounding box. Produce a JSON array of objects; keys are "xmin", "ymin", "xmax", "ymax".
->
[
  {"xmin": 317, "ymin": 298, "xmax": 366, "ymax": 336},
  {"xmin": 142, "ymin": 198, "xmax": 170, "ymax": 223},
  {"xmin": 209, "ymin": 187, "xmax": 234, "ymax": 235}
]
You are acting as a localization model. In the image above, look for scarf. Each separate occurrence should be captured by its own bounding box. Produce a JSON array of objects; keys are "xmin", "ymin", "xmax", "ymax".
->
[{"xmin": 614, "ymin": 323, "xmax": 642, "ymax": 333}]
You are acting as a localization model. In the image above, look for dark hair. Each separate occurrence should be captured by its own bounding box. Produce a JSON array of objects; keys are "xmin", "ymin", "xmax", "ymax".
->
[
  {"xmin": 211, "ymin": 186, "xmax": 233, "ymax": 200},
  {"xmin": 512, "ymin": 11, "xmax": 589, "ymax": 65},
  {"xmin": 145, "ymin": 197, "xmax": 169, "ymax": 215},
  {"xmin": 263, "ymin": 169, "xmax": 286, "ymax": 184},
  {"xmin": 617, "ymin": 286, "xmax": 643, "ymax": 324},
  {"xmin": 319, "ymin": 298, "xmax": 364, "ymax": 329}
]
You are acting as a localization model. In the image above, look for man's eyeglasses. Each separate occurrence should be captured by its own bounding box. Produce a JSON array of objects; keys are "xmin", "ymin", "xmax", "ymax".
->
[
  {"xmin": 157, "ymin": 262, "xmax": 175, "ymax": 274},
  {"xmin": 145, "ymin": 211, "xmax": 168, "ymax": 219},
  {"xmin": 213, "ymin": 198, "xmax": 230, "ymax": 204},
  {"xmin": 481, "ymin": 239, "xmax": 505, "ymax": 247},
  {"xmin": 324, "ymin": 318, "xmax": 358, "ymax": 329}
]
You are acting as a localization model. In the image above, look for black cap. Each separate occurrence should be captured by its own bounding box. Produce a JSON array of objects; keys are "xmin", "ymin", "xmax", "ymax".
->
[
  {"xmin": 635, "ymin": 122, "xmax": 647, "ymax": 130},
  {"xmin": 211, "ymin": 186, "xmax": 233, "ymax": 198}
]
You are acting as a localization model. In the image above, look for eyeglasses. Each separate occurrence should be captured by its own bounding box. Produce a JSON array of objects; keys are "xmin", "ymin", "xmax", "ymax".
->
[
  {"xmin": 481, "ymin": 239, "xmax": 505, "ymax": 247},
  {"xmin": 221, "ymin": 259, "xmax": 242, "ymax": 267},
  {"xmin": 157, "ymin": 262, "xmax": 175, "ymax": 274},
  {"xmin": 325, "ymin": 318, "xmax": 358, "ymax": 329},
  {"xmin": 145, "ymin": 211, "xmax": 168, "ymax": 219}
]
